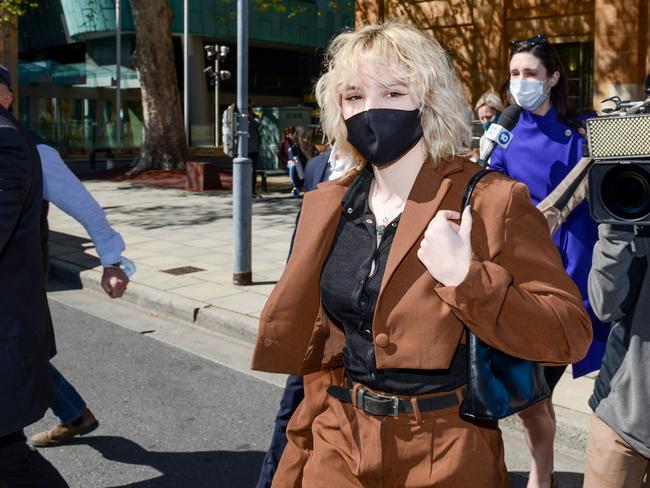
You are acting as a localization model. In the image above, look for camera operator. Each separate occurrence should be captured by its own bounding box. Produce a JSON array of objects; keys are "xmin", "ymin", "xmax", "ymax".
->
[{"xmin": 585, "ymin": 223, "xmax": 650, "ymax": 486}]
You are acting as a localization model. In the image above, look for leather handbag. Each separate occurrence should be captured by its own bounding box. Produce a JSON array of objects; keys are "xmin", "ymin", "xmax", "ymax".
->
[{"xmin": 459, "ymin": 169, "xmax": 551, "ymax": 421}]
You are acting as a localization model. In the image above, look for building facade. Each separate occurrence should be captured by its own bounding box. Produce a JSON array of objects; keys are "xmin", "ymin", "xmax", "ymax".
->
[
  {"xmin": 356, "ymin": 0, "xmax": 649, "ymax": 111},
  {"xmin": 13, "ymin": 0, "xmax": 353, "ymax": 150},
  {"xmin": 7, "ymin": 1, "xmax": 647, "ymax": 153}
]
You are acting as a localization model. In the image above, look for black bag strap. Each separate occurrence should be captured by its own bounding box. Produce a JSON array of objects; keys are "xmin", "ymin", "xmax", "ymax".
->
[
  {"xmin": 460, "ymin": 168, "xmax": 492, "ymax": 345},
  {"xmin": 461, "ymin": 169, "xmax": 493, "ymax": 211}
]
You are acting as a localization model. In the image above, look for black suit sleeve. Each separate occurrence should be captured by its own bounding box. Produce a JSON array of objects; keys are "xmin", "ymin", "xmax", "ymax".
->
[{"xmin": 0, "ymin": 126, "xmax": 31, "ymax": 255}]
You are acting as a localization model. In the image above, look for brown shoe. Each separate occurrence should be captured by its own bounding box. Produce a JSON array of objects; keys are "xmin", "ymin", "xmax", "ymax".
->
[{"xmin": 30, "ymin": 408, "xmax": 99, "ymax": 447}]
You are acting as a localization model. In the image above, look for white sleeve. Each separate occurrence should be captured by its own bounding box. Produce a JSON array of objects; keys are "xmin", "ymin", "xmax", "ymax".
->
[{"xmin": 40, "ymin": 144, "xmax": 125, "ymax": 266}]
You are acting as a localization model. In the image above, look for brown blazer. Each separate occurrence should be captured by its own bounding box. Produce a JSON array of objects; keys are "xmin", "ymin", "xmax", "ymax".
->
[{"xmin": 251, "ymin": 156, "xmax": 592, "ymax": 375}]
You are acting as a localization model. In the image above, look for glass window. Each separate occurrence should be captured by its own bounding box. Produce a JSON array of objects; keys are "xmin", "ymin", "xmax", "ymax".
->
[{"xmin": 555, "ymin": 42, "xmax": 594, "ymax": 111}]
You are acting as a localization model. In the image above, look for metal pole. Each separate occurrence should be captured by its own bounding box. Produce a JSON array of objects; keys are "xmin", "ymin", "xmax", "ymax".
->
[
  {"xmin": 232, "ymin": 0, "xmax": 252, "ymax": 285},
  {"xmin": 115, "ymin": 0, "xmax": 122, "ymax": 147},
  {"xmin": 183, "ymin": 0, "xmax": 189, "ymax": 145},
  {"xmin": 215, "ymin": 49, "xmax": 220, "ymax": 147}
]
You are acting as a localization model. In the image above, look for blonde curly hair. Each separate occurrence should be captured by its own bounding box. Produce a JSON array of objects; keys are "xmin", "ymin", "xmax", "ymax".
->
[{"xmin": 315, "ymin": 20, "xmax": 471, "ymax": 171}]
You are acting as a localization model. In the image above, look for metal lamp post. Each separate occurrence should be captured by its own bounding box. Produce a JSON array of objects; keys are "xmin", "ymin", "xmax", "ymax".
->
[
  {"xmin": 215, "ymin": 45, "xmax": 231, "ymax": 147},
  {"xmin": 232, "ymin": 0, "xmax": 252, "ymax": 285},
  {"xmin": 115, "ymin": 0, "xmax": 122, "ymax": 147},
  {"xmin": 204, "ymin": 44, "xmax": 231, "ymax": 147},
  {"xmin": 183, "ymin": 0, "xmax": 189, "ymax": 145}
]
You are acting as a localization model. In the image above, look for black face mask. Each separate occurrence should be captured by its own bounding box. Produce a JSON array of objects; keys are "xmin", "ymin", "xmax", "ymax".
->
[{"xmin": 344, "ymin": 108, "xmax": 423, "ymax": 167}]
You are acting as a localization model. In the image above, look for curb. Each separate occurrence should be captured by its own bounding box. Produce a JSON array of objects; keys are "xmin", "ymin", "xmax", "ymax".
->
[{"xmin": 48, "ymin": 258, "xmax": 260, "ymax": 345}]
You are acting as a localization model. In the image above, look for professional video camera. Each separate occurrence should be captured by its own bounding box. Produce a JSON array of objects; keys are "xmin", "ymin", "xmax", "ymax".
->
[{"xmin": 587, "ymin": 75, "xmax": 650, "ymax": 224}]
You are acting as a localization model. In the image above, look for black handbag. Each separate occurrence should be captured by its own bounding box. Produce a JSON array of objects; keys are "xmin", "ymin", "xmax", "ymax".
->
[{"xmin": 458, "ymin": 169, "xmax": 550, "ymax": 420}]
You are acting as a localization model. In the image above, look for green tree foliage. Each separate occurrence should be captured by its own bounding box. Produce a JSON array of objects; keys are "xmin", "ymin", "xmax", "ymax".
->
[
  {"xmin": 252, "ymin": 0, "xmax": 352, "ymax": 18},
  {"xmin": 0, "ymin": 0, "xmax": 38, "ymax": 31}
]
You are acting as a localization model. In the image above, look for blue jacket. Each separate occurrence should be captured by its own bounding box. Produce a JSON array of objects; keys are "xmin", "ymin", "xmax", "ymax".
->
[
  {"xmin": 304, "ymin": 149, "xmax": 331, "ymax": 192},
  {"xmin": 491, "ymin": 107, "xmax": 607, "ymax": 377}
]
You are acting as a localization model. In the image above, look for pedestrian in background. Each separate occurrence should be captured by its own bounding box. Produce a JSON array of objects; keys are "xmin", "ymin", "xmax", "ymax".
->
[
  {"xmin": 252, "ymin": 21, "xmax": 591, "ymax": 487},
  {"xmin": 29, "ymin": 133, "xmax": 130, "ymax": 448},
  {"xmin": 475, "ymin": 90, "xmax": 505, "ymax": 160},
  {"xmin": 248, "ymin": 101, "xmax": 262, "ymax": 198},
  {"xmin": 489, "ymin": 34, "xmax": 604, "ymax": 488},
  {"xmin": 0, "ymin": 65, "xmax": 68, "ymax": 488},
  {"xmin": 287, "ymin": 125, "xmax": 314, "ymax": 197},
  {"xmin": 277, "ymin": 126, "xmax": 294, "ymax": 168},
  {"xmin": 476, "ymin": 90, "xmax": 504, "ymax": 130},
  {"xmin": 278, "ymin": 126, "xmax": 302, "ymax": 195}
]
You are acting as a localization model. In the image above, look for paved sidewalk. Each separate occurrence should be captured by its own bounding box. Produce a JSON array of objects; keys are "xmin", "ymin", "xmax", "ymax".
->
[
  {"xmin": 49, "ymin": 177, "xmax": 297, "ymax": 344},
  {"xmin": 48, "ymin": 176, "xmax": 595, "ymax": 449}
]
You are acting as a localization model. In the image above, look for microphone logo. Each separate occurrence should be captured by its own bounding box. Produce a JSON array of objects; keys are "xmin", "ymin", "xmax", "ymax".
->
[
  {"xmin": 498, "ymin": 131, "xmax": 511, "ymax": 145},
  {"xmin": 485, "ymin": 123, "xmax": 514, "ymax": 149}
]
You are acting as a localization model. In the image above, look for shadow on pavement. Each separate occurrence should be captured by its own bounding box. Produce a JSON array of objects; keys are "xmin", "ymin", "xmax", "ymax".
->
[
  {"xmin": 46, "ymin": 231, "xmax": 101, "ymax": 292},
  {"xmin": 71, "ymin": 435, "xmax": 265, "ymax": 487},
  {"xmin": 90, "ymin": 186, "xmax": 300, "ymax": 230},
  {"xmin": 509, "ymin": 471, "xmax": 584, "ymax": 488},
  {"xmin": 49, "ymin": 230, "xmax": 94, "ymax": 251},
  {"xmin": 46, "ymin": 276, "xmax": 82, "ymax": 292}
]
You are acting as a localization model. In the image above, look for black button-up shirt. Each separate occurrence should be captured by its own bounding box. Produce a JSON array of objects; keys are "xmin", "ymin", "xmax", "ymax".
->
[{"xmin": 320, "ymin": 167, "xmax": 467, "ymax": 396}]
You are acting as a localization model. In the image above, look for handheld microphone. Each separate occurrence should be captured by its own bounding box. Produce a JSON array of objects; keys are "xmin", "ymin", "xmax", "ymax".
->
[{"xmin": 477, "ymin": 105, "xmax": 522, "ymax": 168}]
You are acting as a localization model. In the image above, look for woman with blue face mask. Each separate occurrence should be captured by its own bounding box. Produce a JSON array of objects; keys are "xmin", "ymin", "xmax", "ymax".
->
[
  {"xmin": 475, "ymin": 91, "xmax": 505, "ymax": 161},
  {"xmin": 475, "ymin": 91, "xmax": 504, "ymax": 131},
  {"xmin": 490, "ymin": 34, "xmax": 604, "ymax": 488}
]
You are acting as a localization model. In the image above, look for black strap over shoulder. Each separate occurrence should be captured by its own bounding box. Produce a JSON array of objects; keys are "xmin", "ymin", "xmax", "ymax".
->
[{"xmin": 461, "ymin": 169, "xmax": 493, "ymax": 211}]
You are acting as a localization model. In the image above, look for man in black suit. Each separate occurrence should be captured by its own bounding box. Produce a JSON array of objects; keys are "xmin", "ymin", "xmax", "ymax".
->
[{"xmin": 0, "ymin": 69, "xmax": 68, "ymax": 486}]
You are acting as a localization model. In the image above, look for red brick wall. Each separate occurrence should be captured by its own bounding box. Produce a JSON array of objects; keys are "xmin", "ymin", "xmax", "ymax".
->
[{"xmin": 355, "ymin": 0, "xmax": 648, "ymax": 108}]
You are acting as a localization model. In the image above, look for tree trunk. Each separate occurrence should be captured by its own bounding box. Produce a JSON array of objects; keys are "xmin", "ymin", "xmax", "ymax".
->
[{"xmin": 128, "ymin": 0, "xmax": 187, "ymax": 173}]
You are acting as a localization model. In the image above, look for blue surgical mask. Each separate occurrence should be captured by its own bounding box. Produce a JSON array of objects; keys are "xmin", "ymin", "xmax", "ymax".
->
[
  {"xmin": 509, "ymin": 79, "xmax": 550, "ymax": 111},
  {"xmin": 481, "ymin": 113, "xmax": 500, "ymax": 131}
]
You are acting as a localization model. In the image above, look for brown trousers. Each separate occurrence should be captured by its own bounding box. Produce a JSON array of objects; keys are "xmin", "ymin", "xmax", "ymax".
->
[
  {"xmin": 584, "ymin": 413, "xmax": 650, "ymax": 488},
  {"xmin": 272, "ymin": 369, "xmax": 508, "ymax": 488}
]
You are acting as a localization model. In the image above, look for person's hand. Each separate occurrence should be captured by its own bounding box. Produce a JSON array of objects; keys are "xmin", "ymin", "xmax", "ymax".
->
[
  {"xmin": 417, "ymin": 206, "xmax": 473, "ymax": 287},
  {"xmin": 101, "ymin": 266, "xmax": 129, "ymax": 298}
]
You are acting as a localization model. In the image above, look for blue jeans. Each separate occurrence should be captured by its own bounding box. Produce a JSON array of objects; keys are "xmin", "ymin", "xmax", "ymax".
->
[
  {"xmin": 49, "ymin": 364, "xmax": 86, "ymax": 424},
  {"xmin": 287, "ymin": 166, "xmax": 303, "ymax": 191}
]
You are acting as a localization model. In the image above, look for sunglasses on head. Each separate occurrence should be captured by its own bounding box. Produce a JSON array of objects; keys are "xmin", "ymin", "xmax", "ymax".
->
[{"xmin": 509, "ymin": 33, "xmax": 546, "ymax": 52}]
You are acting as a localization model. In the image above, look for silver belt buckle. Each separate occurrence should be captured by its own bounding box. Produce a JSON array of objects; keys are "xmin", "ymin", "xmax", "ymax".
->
[{"xmin": 373, "ymin": 391, "xmax": 400, "ymax": 417}]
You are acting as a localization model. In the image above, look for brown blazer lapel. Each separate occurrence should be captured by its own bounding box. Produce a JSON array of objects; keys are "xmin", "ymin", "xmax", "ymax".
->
[
  {"xmin": 292, "ymin": 175, "xmax": 355, "ymax": 261},
  {"xmin": 252, "ymin": 174, "xmax": 352, "ymax": 374},
  {"xmin": 380, "ymin": 158, "xmax": 464, "ymax": 293}
]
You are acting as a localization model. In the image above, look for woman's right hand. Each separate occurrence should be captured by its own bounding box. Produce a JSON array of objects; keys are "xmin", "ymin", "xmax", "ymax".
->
[{"xmin": 417, "ymin": 206, "xmax": 473, "ymax": 287}]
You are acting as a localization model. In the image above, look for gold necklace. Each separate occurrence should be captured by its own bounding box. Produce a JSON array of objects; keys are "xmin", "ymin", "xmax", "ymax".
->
[{"xmin": 371, "ymin": 181, "xmax": 402, "ymax": 238}]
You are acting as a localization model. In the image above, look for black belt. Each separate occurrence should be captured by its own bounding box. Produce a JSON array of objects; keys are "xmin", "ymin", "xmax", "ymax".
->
[{"xmin": 327, "ymin": 384, "xmax": 463, "ymax": 417}]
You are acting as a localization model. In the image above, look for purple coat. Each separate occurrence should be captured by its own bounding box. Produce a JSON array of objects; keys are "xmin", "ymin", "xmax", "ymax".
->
[{"xmin": 491, "ymin": 107, "xmax": 607, "ymax": 377}]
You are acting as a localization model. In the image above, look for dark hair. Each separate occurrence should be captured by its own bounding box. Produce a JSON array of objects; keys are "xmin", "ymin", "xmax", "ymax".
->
[{"xmin": 501, "ymin": 40, "xmax": 582, "ymax": 129}]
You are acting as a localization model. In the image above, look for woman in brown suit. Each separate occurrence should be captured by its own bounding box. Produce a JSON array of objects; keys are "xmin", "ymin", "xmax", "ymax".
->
[{"xmin": 252, "ymin": 21, "xmax": 592, "ymax": 488}]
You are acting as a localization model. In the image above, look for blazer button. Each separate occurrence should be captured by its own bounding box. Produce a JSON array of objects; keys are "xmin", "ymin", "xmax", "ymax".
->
[{"xmin": 375, "ymin": 333, "xmax": 390, "ymax": 348}]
